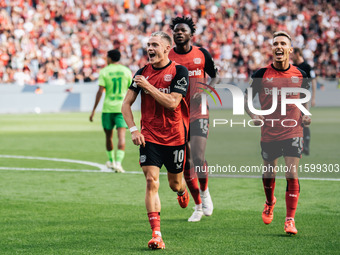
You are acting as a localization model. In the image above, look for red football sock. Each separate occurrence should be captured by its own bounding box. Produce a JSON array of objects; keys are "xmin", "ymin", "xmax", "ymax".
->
[
  {"xmin": 262, "ymin": 177, "xmax": 276, "ymax": 204},
  {"xmin": 184, "ymin": 167, "xmax": 201, "ymax": 205},
  {"xmin": 148, "ymin": 212, "xmax": 160, "ymax": 232},
  {"xmin": 286, "ymin": 179, "xmax": 300, "ymax": 219},
  {"xmin": 198, "ymin": 160, "xmax": 209, "ymax": 191}
]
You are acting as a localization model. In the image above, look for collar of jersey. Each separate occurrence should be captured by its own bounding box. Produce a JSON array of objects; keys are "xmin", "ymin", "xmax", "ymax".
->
[
  {"xmin": 271, "ymin": 63, "xmax": 291, "ymax": 72},
  {"xmin": 152, "ymin": 60, "xmax": 172, "ymax": 70},
  {"xmin": 173, "ymin": 46, "xmax": 193, "ymax": 55}
]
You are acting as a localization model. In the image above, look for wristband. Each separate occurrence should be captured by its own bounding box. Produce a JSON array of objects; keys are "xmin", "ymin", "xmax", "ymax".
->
[{"xmin": 129, "ymin": 126, "xmax": 138, "ymax": 133}]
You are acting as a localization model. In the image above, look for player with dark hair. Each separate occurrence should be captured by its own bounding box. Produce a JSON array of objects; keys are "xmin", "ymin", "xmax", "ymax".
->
[
  {"xmin": 245, "ymin": 31, "xmax": 311, "ymax": 235},
  {"xmin": 169, "ymin": 16, "xmax": 218, "ymax": 222},
  {"xmin": 292, "ymin": 47, "xmax": 317, "ymax": 155},
  {"xmin": 90, "ymin": 49, "xmax": 132, "ymax": 172},
  {"xmin": 122, "ymin": 31, "xmax": 190, "ymax": 249}
]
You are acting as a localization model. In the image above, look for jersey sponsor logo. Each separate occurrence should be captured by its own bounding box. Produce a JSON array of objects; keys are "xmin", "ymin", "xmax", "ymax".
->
[
  {"xmin": 158, "ymin": 86, "xmax": 171, "ymax": 94},
  {"xmin": 266, "ymin": 77, "xmax": 274, "ymax": 82},
  {"xmin": 291, "ymin": 76, "xmax": 299, "ymax": 83},
  {"xmin": 164, "ymin": 74, "xmax": 172, "ymax": 82},
  {"xmin": 188, "ymin": 68, "xmax": 202, "ymax": 77},
  {"xmin": 193, "ymin": 58, "xmax": 201, "ymax": 64},
  {"xmin": 264, "ymin": 87, "xmax": 299, "ymax": 96}
]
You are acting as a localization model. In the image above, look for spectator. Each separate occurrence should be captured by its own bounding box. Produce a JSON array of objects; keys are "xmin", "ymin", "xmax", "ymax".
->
[{"xmin": 0, "ymin": 0, "xmax": 338, "ymax": 85}]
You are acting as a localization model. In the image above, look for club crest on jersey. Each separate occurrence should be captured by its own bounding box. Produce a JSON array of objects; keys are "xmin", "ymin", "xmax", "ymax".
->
[
  {"xmin": 291, "ymin": 76, "xmax": 299, "ymax": 83},
  {"xmin": 164, "ymin": 74, "xmax": 172, "ymax": 82},
  {"xmin": 193, "ymin": 58, "xmax": 201, "ymax": 64}
]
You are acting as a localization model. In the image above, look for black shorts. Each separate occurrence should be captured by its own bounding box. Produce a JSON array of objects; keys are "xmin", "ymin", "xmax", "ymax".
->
[
  {"xmin": 190, "ymin": 118, "xmax": 209, "ymax": 138},
  {"xmin": 139, "ymin": 141, "xmax": 186, "ymax": 174},
  {"xmin": 261, "ymin": 137, "xmax": 303, "ymax": 162}
]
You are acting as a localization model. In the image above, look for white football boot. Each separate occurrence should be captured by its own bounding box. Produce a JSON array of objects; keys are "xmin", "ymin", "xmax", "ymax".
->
[{"xmin": 200, "ymin": 188, "xmax": 213, "ymax": 216}]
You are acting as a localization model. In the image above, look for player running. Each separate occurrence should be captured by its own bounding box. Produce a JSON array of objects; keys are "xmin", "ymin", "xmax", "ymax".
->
[
  {"xmin": 169, "ymin": 16, "xmax": 218, "ymax": 222},
  {"xmin": 245, "ymin": 31, "xmax": 311, "ymax": 235},
  {"xmin": 122, "ymin": 31, "xmax": 190, "ymax": 249},
  {"xmin": 292, "ymin": 47, "xmax": 317, "ymax": 155},
  {"xmin": 90, "ymin": 49, "xmax": 132, "ymax": 173}
]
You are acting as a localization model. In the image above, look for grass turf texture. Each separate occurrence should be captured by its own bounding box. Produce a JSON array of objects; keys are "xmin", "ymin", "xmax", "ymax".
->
[{"xmin": 0, "ymin": 108, "xmax": 339, "ymax": 254}]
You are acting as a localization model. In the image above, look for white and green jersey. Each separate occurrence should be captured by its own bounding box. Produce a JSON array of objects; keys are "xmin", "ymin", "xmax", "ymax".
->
[{"xmin": 99, "ymin": 64, "xmax": 132, "ymax": 113}]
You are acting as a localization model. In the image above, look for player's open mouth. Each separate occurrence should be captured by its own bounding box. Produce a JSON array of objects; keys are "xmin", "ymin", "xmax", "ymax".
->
[
  {"xmin": 275, "ymin": 51, "xmax": 284, "ymax": 56},
  {"xmin": 148, "ymin": 53, "xmax": 156, "ymax": 59}
]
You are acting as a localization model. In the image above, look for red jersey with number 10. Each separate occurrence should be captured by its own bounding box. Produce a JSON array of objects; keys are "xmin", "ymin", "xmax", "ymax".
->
[{"xmin": 129, "ymin": 61, "xmax": 189, "ymax": 146}]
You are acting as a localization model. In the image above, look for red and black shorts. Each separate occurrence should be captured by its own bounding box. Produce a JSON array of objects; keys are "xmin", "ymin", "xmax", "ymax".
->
[
  {"xmin": 139, "ymin": 141, "xmax": 186, "ymax": 174},
  {"xmin": 260, "ymin": 137, "xmax": 303, "ymax": 162}
]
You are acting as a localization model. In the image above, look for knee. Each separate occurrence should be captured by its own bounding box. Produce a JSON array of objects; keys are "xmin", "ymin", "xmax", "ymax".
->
[
  {"xmin": 146, "ymin": 176, "xmax": 158, "ymax": 192},
  {"xmin": 193, "ymin": 157, "xmax": 204, "ymax": 168},
  {"xmin": 169, "ymin": 179, "xmax": 181, "ymax": 192}
]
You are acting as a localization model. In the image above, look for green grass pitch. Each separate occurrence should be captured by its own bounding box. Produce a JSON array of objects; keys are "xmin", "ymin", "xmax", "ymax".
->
[{"xmin": 0, "ymin": 108, "xmax": 339, "ymax": 254}]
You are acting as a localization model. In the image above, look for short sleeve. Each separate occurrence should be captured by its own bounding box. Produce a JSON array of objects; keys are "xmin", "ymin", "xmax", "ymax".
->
[
  {"xmin": 247, "ymin": 68, "xmax": 267, "ymax": 97},
  {"xmin": 170, "ymin": 65, "xmax": 189, "ymax": 97},
  {"xmin": 199, "ymin": 47, "xmax": 218, "ymax": 78},
  {"xmin": 129, "ymin": 67, "xmax": 145, "ymax": 94},
  {"xmin": 98, "ymin": 69, "xmax": 105, "ymax": 87}
]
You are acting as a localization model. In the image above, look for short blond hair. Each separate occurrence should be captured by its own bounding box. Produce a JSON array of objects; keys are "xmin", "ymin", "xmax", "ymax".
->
[
  {"xmin": 151, "ymin": 31, "xmax": 172, "ymax": 46},
  {"xmin": 273, "ymin": 31, "xmax": 292, "ymax": 42}
]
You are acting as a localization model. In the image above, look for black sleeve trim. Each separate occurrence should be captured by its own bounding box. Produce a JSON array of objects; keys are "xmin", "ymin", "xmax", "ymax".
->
[
  {"xmin": 247, "ymin": 68, "xmax": 267, "ymax": 97},
  {"xmin": 297, "ymin": 68, "xmax": 311, "ymax": 98},
  {"xmin": 170, "ymin": 65, "xmax": 189, "ymax": 97},
  {"xmin": 199, "ymin": 47, "xmax": 217, "ymax": 78},
  {"xmin": 129, "ymin": 66, "xmax": 146, "ymax": 93}
]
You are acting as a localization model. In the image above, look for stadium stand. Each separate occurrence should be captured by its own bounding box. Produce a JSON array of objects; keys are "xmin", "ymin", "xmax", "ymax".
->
[{"xmin": 0, "ymin": 0, "xmax": 338, "ymax": 85}]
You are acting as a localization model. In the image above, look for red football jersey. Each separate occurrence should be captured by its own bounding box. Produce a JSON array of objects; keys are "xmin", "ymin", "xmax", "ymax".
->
[
  {"xmin": 129, "ymin": 61, "xmax": 189, "ymax": 146},
  {"xmin": 250, "ymin": 64, "xmax": 310, "ymax": 142},
  {"xmin": 169, "ymin": 46, "xmax": 217, "ymax": 121}
]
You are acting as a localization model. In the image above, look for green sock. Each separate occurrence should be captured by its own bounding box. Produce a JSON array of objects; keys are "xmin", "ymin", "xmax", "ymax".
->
[
  {"xmin": 106, "ymin": 150, "xmax": 115, "ymax": 162},
  {"xmin": 116, "ymin": 150, "xmax": 125, "ymax": 163}
]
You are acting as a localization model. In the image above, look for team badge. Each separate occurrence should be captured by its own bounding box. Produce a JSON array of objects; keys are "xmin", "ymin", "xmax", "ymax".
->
[
  {"xmin": 164, "ymin": 74, "xmax": 172, "ymax": 82},
  {"xmin": 193, "ymin": 58, "xmax": 201, "ymax": 64},
  {"xmin": 291, "ymin": 76, "xmax": 299, "ymax": 83},
  {"xmin": 140, "ymin": 155, "xmax": 146, "ymax": 163}
]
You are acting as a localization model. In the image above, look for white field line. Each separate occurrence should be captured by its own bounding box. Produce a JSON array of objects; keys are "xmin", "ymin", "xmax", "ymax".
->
[
  {"xmin": 0, "ymin": 154, "xmax": 106, "ymax": 170},
  {"xmin": 0, "ymin": 155, "xmax": 339, "ymax": 181}
]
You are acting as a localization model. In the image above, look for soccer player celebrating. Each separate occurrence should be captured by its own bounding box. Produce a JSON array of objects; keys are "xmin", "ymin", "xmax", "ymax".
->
[
  {"xmin": 169, "ymin": 16, "xmax": 218, "ymax": 222},
  {"xmin": 245, "ymin": 31, "xmax": 311, "ymax": 235},
  {"xmin": 90, "ymin": 49, "xmax": 132, "ymax": 173},
  {"xmin": 121, "ymin": 31, "xmax": 190, "ymax": 249},
  {"xmin": 292, "ymin": 47, "xmax": 317, "ymax": 155}
]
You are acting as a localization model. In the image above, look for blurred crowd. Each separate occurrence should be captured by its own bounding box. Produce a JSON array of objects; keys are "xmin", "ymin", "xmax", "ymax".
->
[{"xmin": 0, "ymin": 0, "xmax": 339, "ymax": 85}]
